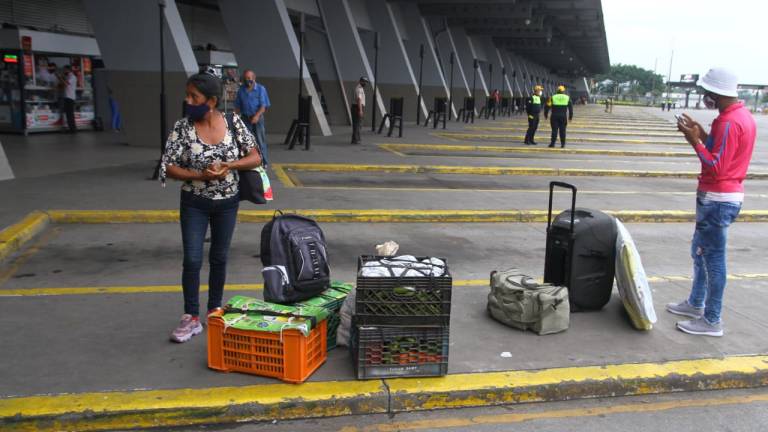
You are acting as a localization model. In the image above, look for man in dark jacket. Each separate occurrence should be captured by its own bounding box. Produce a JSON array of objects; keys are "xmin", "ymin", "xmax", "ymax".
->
[
  {"xmin": 524, "ymin": 85, "xmax": 543, "ymax": 145},
  {"xmin": 544, "ymin": 85, "xmax": 574, "ymax": 148}
]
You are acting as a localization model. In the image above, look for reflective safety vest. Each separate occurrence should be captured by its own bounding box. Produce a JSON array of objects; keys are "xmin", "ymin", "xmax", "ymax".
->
[
  {"xmin": 531, "ymin": 95, "xmax": 541, "ymax": 105},
  {"xmin": 552, "ymin": 93, "xmax": 570, "ymax": 106}
]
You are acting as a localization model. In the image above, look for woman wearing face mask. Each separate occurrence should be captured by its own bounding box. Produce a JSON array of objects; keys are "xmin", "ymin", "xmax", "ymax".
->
[{"xmin": 160, "ymin": 73, "xmax": 262, "ymax": 343}]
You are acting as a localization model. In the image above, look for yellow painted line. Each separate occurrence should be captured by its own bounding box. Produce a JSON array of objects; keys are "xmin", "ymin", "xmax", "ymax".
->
[
  {"xmin": 0, "ymin": 283, "xmax": 263, "ymax": 297},
  {"xmin": 433, "ymin": 132, "xmax": 687, "ymax": 146},
  {"xmin": 384, "ymin": 153, "xmax": 698, "ymax": 166},
  {"xmin": 286, "ymin": 170, "xmax": 305, "ymax": 187},
  {"xmin": 466, "ymin": 126, "xmax": 680, "ymax": 137},
  {"xmin": 289, "ymin": 185, "xmax": 727, "ymax": 196},
  {"xmin": 275, "ymin": 163, "xmax": 768, "ymax": 181},
  {"xmin": 500, "ymin": 120, "xmax": 674, "ymax": 126},
  {"xmin": 344, "ymin": 392, "xmax": 768, "ymax": 432},
  {"xmin": 0, "ymin": 227, "xmax": 60, "ymax": 287},
  {"xmin": 0, "ymin": 211, "xmax": 51, "ymax": 263},
  {"xmin": 0, "ymin": 380, "xmax": 388, "ymax": 431},
  {"xmin": 271, "ymin": 163, "xmax": 296, "ymax": 188},
  {"xmin": 387, "ymin": 355, "xmax": 768, "ymax": 412},
  {"xmin": 498, "ymin": 123, "xmax": 676, "ymax": 132},
  {"xmin": 31, "ymin": 209, "xmax": 768, "ymax": 224},
  {"xmin": 378, "ymin": 143, "xmax": 692, "ymax": 158},
  {"xmin": 5, "ymin": 273, "xmax": 768, "ymax": 297}
]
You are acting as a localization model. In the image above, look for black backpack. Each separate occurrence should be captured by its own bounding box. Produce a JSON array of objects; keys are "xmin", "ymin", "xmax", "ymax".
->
[{"xmin": 260, "ymin": 211, "xmax": 330, "ymax": 303}]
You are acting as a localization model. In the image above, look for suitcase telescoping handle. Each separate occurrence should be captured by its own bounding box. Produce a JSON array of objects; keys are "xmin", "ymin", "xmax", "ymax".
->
[{"xmin": 547, "ymin": 181, "xmax": 577, "ymax": 233}]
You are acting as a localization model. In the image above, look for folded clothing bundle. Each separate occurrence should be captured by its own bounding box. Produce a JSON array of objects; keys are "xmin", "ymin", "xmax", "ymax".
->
[{"xmin": 360, "ymin": 255, "xmax": 446, "ymax": 278}]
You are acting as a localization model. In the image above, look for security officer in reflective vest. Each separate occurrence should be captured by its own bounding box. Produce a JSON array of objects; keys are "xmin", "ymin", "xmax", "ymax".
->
[
  {"xmin": 544, "ymin": 85, "xmax": 574, "ymax": 148},
  {"xmin": 524, "ymin": 85, "xmax": 543, "ymax": 145}
]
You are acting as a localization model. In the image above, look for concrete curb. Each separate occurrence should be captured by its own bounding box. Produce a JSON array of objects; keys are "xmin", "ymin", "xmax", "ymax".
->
[
  {"xmin": 432, "ymin": 132, "xmax": 687, "ymax": 145},
  {"xmin": 2, "ymin": 355, "xmax": 767, "ymax": 431},
  {"xmin": 272, "ymin": 163, "xmax": 768, "ymax": 182},
  {"xmin": 0, "ymin": 211, "xmax": 50, "ymax": 263},
  {"xmin": 387, "ymin": 355, "xmax": 768, "ymax": 413},
  {"xmin": 465, "ymin": 126, "xmax": 680, "ymax": 137},
  {"xmin": 0, "ymin": 380, "xmax": 389, "ymax": 431},
  {"xmin": 377, "ymin": 143, "xmax": 692, "ymax": 158},
  {"xmin": 35, "ymin": 209, "xmax": 768, "ymax": 224}
]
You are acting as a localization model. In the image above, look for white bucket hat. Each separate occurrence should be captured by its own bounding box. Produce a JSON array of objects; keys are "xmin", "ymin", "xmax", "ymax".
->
[{"xmin": 697, "ymin": 67, "xmax": 738, "ymax": 97}]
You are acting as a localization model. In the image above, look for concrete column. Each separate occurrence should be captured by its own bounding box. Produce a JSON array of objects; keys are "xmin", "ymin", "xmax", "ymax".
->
[
  {"xmin": 304, "ymin": 16, "xmax": 348, "ymax": 126},
  {"xmin": 502, "ymin": 52, "xmax": 522, "ymax": 98},
  {"xmin": 0, "ymin": 142, "xmax": 13, "ymax": 181},
  {"xmin": 448, "ymin": 26, "xmax": 482, "ymax": 114},
  {"xmin": 398, "ymin": 2, "xmax": 454, "ymax": 118},
  {"xmin": 219, "ymin": 0, "xmax": 331, "ymax": 136},
  {"xmin": 317, "ymin": 0, "xmax": 386, "ymax": 128},
  {"xmin": 364, "ymin": 0, "xmax": 427, "ymax": 122},
  {"xmin": 466, "ymin": 34, "xmax": 489, "ymax": 98},
  {"xmin": 509, "ymin": 53, "xmax": 530, "ymax": 97},
  {"xmin": 478, "ymin": 36, "xmax": 505, "ymax": 96},
  {"xmin": 83, "ymin": 0, "xmax": 198, "ymax": 148},
  {"xmin": 493, "ymin": 47, "xmax": 514, "ymax": 100},
  {"xmin": 443, "ymin": 26, "xmax": 469, "ymax": 99}
]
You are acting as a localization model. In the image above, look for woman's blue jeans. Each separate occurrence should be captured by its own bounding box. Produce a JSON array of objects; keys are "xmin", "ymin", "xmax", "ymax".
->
[
  {"xmin": 688, "ymin": 196, "xmax": 742, "ymax": 324},
  {"xmin": 180, "ymin": 191, "xmax": 239, "ymax": 316}
]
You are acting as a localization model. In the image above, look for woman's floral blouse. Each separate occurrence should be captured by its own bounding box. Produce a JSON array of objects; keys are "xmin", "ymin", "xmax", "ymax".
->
[{"xmin": 160, "ymin": 113, "xmax": 257, "ymax": 200}]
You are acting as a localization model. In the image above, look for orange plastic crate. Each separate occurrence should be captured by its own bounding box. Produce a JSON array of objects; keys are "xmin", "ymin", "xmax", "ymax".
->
[{"xmin": 207, "ymin": 313, "xmax": 327, "ymax": 384}]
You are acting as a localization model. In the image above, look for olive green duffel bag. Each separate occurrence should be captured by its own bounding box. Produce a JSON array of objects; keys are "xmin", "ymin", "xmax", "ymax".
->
[{"xmin": 487, "ymin": 268, "xmax": 569, "ymax": 335}]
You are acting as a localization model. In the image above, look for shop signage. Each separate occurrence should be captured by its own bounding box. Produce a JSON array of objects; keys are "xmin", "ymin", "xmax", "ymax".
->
[
  {"xmin": 21, "ymin": 36, "xmax": 32, "ymax": 51},
  {"xmin": 23, "ymin": 54, "xmax": 34, "ymax": 77}
]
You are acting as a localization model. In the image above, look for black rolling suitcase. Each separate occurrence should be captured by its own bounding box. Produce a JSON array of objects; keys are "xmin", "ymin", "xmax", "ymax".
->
[{"xmin": 543, "ymin": 182, "xmax": 617, "ymax": 311}]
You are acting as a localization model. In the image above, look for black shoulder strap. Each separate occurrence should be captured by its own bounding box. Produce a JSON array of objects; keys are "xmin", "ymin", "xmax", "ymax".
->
[{"xmin": 225, "ymin": 112, "xmax": 236, "ymax": 136}]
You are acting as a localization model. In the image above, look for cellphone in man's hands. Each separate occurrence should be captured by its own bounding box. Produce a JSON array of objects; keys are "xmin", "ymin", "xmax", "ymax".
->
[{"xmin": 674, "ymin": 114, "xmax": 684, "ymax": 124}]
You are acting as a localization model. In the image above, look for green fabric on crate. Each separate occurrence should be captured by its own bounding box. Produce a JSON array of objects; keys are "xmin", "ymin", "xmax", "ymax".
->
[
  {"xmin": 220, "ymin": 312, "xmax": 316, "ymax": 337},
  {"xmin": 223, "ymin": 296, "xmax": 329, "ymax": 336},
  {"xmin": 330, "ymin": 281, "xmax": 354, "ymax": 293}
]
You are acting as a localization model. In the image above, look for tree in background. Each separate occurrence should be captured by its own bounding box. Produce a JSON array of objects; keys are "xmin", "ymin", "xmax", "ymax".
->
[{"xmin": 595, "ymin": 64, "xmax": 665, "ymax": 101}]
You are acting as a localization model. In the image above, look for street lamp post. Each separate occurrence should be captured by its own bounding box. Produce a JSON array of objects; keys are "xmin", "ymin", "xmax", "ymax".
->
[
  {"xmin": 448, "ymin": 51, "xmax": 454, "ymax": 121},
  {"xmin": 416, "ymin": 44, "xmax": 424, "ymax": 125},
  {"xmin": 151, "ymin": 0, "xmax": 167, "ymax": 180},
  {"xmin": 371, "ymin": 32, "xmax": 379, "ymax": 132}
]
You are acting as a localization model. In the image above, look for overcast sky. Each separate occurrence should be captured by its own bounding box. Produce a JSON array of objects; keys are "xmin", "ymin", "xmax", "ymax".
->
[{"xmin": 601, "ymin": 0, "xmax": 768, "ymax": 84}]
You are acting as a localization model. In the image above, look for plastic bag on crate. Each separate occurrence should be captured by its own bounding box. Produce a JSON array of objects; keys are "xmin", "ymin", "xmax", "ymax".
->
[
  {"xmin": 336, "ymin": 288, "xmax": 356, "ymax": 347},
  {"xmin": 375, "ymin": 241, "xmax": 400, "ymax": 256}
]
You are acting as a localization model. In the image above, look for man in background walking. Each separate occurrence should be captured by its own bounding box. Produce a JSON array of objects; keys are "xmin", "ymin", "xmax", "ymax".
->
[
  {"xmin": 235, "ymin": 69, "xmax": 271, "ymax": 166},
  {"xmin": 351, "ymin": 76, "xmax": 368, "ymax": 145}
]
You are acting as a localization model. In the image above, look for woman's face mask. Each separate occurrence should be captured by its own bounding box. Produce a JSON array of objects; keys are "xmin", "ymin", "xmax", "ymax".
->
[
  {"xmin": 703, "ymin": 93, "xmax": 717, "ymax": 109},
  {"xmin": 185, "ymin": 102, "xmax": 210, "ymax": 121}
]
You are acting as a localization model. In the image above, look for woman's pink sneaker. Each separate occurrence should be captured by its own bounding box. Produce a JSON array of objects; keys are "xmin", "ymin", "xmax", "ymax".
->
[{"xmin": 170, "ymin": 314, "xmax": 203, "ymax": 343}]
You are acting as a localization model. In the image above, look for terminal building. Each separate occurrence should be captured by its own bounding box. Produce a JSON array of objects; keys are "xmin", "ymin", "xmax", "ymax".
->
[{"xmin": 0, "ymin": 0, "xmax": 609, "ymax": 148}]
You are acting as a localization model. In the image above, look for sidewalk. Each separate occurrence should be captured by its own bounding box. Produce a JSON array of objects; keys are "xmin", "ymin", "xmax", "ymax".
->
[{"xmin": 2, "ymin": 105, "xmax": 768, "ymax": 430}]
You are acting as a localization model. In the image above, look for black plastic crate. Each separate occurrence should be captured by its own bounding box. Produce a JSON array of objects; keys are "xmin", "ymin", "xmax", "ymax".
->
[
  {"xmin": 356, "ymin": 255, "xmax": 452, "ymax": 326},
  {"xmin": 352, "ymin": 324, "xmax": 449, "ymax": 380}
]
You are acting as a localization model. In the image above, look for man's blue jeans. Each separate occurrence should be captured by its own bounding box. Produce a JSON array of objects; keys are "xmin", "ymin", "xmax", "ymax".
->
[
  {"xmin": 242, "ymin": 115, "xmax": 268, "ymax": 166},
  {"xmin": 180, "ymin": 191, "xmax": 239, "ymax": 316},
  {"xmin": 688, "ymin": 196, "xmax": 742, "ymax": 324}
]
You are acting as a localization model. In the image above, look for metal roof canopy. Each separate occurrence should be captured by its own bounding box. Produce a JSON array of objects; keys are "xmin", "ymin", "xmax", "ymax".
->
[{"xmin": 413, "ymin": 0, "xmax": 609, "ymax": 77}]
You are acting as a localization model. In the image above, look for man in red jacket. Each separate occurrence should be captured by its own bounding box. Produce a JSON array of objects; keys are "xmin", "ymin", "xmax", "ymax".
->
[{"xmin": 667, "ymin": 68, "xmax": 756, "ymax": 337}]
